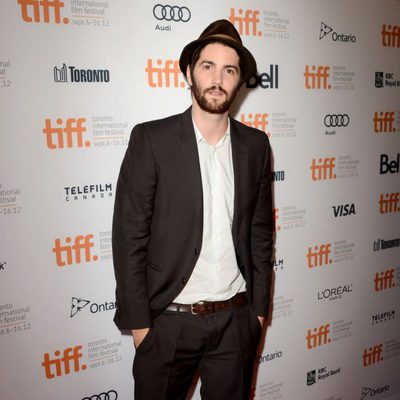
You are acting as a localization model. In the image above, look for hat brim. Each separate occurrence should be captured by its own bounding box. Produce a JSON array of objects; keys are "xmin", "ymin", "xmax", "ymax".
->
[{"xmin": 179, "ymin": 36, "xmax": 257, "ymax": 82}]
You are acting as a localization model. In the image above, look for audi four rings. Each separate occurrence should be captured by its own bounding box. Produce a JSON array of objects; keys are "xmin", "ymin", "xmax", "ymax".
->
[
  {"xmin": 153, "ymin": 4, "xmax": 191, "ymax": 22},
  {"xmin": 324, "ymin": 114, "xmax": 350, "ymax": 127},
  {"xmin": 82, "ymin": 390, "xmax": 118, "ymax": 400}
]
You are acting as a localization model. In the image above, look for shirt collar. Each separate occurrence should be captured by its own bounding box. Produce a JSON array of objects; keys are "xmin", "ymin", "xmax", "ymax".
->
[{"xmin": 192, "ymin": 116, "xmax": 231, "ymax": 145}]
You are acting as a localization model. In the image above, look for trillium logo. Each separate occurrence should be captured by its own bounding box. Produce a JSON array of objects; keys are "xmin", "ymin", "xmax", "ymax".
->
[
  {"xmin": 319, "ymin": 22, "xmax": 333, "ymax": 39},
  {"xmin": 70, "ymin": 297, "xmax": 116, "ymax": 317},
  {"xmin": 71, "ymin": 297, "xmax": 90, "ymax": 317}
]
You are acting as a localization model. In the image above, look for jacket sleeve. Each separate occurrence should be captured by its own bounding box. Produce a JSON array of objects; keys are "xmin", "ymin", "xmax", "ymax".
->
[
  {"xmin": 251, "ymin": 136, "xmax": 274, "ymax": 317},
  {"xmin": 112, "ymin": 123, "xmax": 157, "ymax": 330}
]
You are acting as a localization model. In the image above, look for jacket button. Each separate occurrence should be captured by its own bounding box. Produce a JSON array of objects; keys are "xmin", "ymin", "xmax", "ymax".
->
[
  {"xmin": 181, "ymin": 277, "xmax": 187, "ymax": 285},
  {"xmin": 194, "ymin": 248, "xmax": 200, "ymax": 255}
]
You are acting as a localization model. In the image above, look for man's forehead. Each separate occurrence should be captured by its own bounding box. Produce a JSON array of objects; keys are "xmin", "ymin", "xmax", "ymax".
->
[{"xmin": 198, "ymin": 42, "xmax": 240, "ymax": 64}]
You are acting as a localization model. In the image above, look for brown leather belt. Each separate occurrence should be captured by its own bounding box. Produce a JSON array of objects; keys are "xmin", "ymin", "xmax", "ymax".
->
[{"xmin": 165, "ymin": 292, "xmax": 247, "ymax": 315}]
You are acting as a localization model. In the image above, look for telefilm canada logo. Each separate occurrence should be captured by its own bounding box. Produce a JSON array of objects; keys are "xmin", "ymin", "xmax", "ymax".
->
[
  {"xmin": 372, "ymin": 310, "xmax": 395, "ymax": 326},
  {"xmin": 375, "ymin": 71, "xmax": 400, "ymax": 88},
  {"xmin": 54, "ymin": 63, "xmax": 110, "ymax": 83},
  {"xmin": 319, "ymin": 22, "xmax": 356, "ymax": 43},
  {"xmin": 64, "ymin": 183, "xmax": 113, "ymax": 202}
]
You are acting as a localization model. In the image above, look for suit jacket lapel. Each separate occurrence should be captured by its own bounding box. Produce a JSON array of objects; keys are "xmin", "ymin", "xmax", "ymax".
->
[
  {"xmin": 179, "ymin": 107, "xmax": 203, "ymax": 220},
  {"xmin": 230, "ymin": 118, "xmax": 249, "ymax": 248}
]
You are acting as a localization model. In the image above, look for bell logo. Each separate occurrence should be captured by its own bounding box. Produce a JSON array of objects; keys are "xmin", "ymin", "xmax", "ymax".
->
[
  {"xmin": 381, "ymin": 24, "xmax": 400, "ymax": 47},
  {"xmin": 310, "ymin": 157, "xmax": 337, "ymax": 181},
  {"xmin": 379, "ymin": 193, "xmax": 400, "ymax": 214},
  {"xmin": 240, "ymin": 113, "xmax": 269, "ymax": 135},
  {"xmin": 228, "ymin": 8, "xmax": 262, "ymax": 37},
  {"xmin": 42, "ymin": 345, "xmax": 86, "ymax": 379},
  {"xmin": 362, "ymin": 344, "xmax": 383, "ymax": 367},
  {"xmin": 273, "ymin": 208, "xmax": 281, "ymax": 231},
  {"xmin": 52, "ymin": 234, "xmax": 98, "ymax": 267},
  {"xmin": 145, "ymin": 59, "xmax": 185, "ymax": 88},
  {"xmin": 43, "ymin": 118, "xmax": 88, "ymax": 149},
  {"xmin": 306, "ymin": 324, "xmax": 331, "ymax": 349},
  {"xmin": 17, "ymin": 0, "xmax": 69, "ymax": 24},
  {"xmin": 304, "ymin": 66, "xmax": 331, "ymax": 89},
  {"xmin": 373, "ymin": 112, "xmax": 396, "ymax": 133},
  {"xmin": 374, "ymin": 269, "xmax": 396, "ymax": 291},
  {"xmin": 307, "ymin": 244, "xmax": 332, "ymax": 268}
]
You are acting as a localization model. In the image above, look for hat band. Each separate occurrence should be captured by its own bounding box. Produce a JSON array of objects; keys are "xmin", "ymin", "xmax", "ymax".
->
[{"xmin": 204, "ymin": 33, "xmax": 242, "ymax": 45}]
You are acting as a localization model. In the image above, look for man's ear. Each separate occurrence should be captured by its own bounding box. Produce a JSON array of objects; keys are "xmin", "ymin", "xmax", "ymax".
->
[{"xmin": 186, "ymin": 65, "xmax": 192, "ymax": 86}]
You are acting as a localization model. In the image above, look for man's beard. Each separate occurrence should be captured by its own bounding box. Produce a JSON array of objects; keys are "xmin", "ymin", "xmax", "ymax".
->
[{"xmin": 191, "ymin": 74, "xmax": 241, "ymax": 114}]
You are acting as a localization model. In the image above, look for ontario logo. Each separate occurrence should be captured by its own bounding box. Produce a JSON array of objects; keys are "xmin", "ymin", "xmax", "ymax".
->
[
  {"xmin": 361, "ymin": 385, "xmax": 390, "ymax": 399},
  {"xmin": 54, "ymin": 63, "xmax": 110, "ymax": 83},
  {"xmin": 319, "ymin": 22, "xmax": 356, "ymax": 43},
  {"xmin": 70, "ymin": 297, "xmax": 116, "ymax": 317}
]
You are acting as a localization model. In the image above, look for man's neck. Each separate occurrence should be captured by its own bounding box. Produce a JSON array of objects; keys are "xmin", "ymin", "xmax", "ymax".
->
[{"xmin": 191, "ymin": 101, "xmax": 229, "ymax": 145}]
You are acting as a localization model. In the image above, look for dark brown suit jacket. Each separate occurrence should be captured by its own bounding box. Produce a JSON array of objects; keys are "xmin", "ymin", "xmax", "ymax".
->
[{"xmin": 112, "ymin": 107, "xmax": 273, "ymax": 329}]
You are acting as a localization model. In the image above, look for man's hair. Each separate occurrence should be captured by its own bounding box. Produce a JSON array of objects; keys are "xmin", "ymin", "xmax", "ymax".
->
[{"xmin": 189, "ymin": 40, "xmax": 245, "ymax": 84}]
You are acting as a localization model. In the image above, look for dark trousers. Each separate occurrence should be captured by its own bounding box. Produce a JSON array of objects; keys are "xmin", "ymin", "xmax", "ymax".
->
[{"xmin": 132, "ymin": 303, "xmax": 261, "ymax": 400}]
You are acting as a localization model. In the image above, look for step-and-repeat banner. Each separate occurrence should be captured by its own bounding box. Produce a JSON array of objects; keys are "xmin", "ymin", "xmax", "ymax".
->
[{"xmin": 1, "ymin": 1, "xmax": 399, "ymax": 399}]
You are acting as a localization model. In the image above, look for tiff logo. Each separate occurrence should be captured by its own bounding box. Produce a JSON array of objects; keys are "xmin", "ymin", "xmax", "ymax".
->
[
  {"xmin": 306, "ymin": 324, "xmax": 331, "ymax": 349},
  {"xmin": 362, "ymin": 344, "xmax": 383, "ymax": 367},
  {"xmin": 307, "ymin": 244, "xmax": 332, "ymax": 268},
  {"xmin": 17, "ymin": 0, "xmax": 69, "ymax": 24},
  {"xmin": 43, "ymin": 118, "xmax": 88, "ymax": 149},
  {"xmin": 52, "ymin": 234, "xmax": 98, "ymax": 267},
  {"xmin": 373, "ymin": 112, "xmax": 396, "ymax": 133},
  {"xmin": 228, "ymin": 8, "xmax": 262, "ymax": 37},
  {"xmin": 240, "ymin": 113, "xmax": 269, "ymax": 134},
  {"xmin": 310, "ymin": 157, "xmax": 336, "ymax": 181},
  {"xmin": 379, "ymin": 193, "xmax": 400, "ymax": 214},
  {"xmin": 145, "ymin": 59, "xmax": 185, "ymax": 88},
  {"xmin": 304, "ymin": 66, "xmax": 331, "ymax": 89},
  {"xmin": 374, "ymin": 269, "xmax": 396, "ymax": 291},
  {"xmin": 381, "ymin": 24, "xmax": 400, "ymax": 48},
  {"xmin": 273, "ymin": 208, "xmax": 281, "ymax": 231},
  {"xmin": 42, "ymin": 345, "xmax": 86, "ymax": 379}
]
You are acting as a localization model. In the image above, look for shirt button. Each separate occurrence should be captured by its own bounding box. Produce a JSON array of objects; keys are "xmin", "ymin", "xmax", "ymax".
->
[
  {"xmin": 181, "ymin": 277, "xmax": 187, "ymax": 285},
  {"xmin": 194, "ymin": 248, "xmax": 200, "ymax": 255}
]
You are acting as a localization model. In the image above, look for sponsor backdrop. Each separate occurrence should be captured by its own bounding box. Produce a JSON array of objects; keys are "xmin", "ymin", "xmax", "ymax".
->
[{"xmin": 1, "ymin": 0, "xmax": 399, "ymax": 399}]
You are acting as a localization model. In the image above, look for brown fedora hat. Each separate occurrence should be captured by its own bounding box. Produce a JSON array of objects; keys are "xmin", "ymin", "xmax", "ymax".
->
[{"xmin": 179, "ymin": 19, "xmax": 257, "ymax": 81}]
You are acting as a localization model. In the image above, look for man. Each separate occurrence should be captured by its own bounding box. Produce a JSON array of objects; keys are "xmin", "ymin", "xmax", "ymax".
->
[{"xmin": 112, "ymin": 19, "xmax": 273, "ymax": 400}]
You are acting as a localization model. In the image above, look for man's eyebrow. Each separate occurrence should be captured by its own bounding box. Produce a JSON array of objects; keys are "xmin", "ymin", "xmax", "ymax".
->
[{"xmin": 200, "ymin": 60, "xmax": 239, "ymax": 72}]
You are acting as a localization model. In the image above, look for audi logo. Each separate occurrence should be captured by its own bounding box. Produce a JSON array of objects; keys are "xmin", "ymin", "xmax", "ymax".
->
[
  {"xmin": 324, "ymin": 114, "xmax": 350, "ymax": 127},
  {"xmin": 153, "ymin": 4, "xmax": 191, "ymax": 22},
  {"xmin": 82, "ymin": 390, "xmax": 118, "ymax": 400}
]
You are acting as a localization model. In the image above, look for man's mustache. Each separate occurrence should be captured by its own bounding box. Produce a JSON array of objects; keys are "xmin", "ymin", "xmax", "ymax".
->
[{"xmin": 205, "ymin": 85, "xmax": 228, "ymax": 96}]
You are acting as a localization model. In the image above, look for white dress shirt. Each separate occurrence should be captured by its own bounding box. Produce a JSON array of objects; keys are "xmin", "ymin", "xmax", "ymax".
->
[{"xmin": 174, "ymin": 118, "xmax": 246, "ymax": 304}]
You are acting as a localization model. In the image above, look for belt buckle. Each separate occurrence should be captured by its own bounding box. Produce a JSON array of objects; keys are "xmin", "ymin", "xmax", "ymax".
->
[{"xmin": 191, "ymin": 301, "xmax": 205, "ymax": 315}]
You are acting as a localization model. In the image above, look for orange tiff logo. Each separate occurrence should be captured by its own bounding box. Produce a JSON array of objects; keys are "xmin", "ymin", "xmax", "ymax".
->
[
  {"xmin": 381, "ymin": 24, "xmax": 400, "ymax": 47},
  {"xmin": 228, "ymin": 8, "xmax": 262, "ymax": 37},
  {"xmin": 42, "ymin": 345, "xmax": 86, "ymax": 379},
  {"xmin": 240, "ymin": 113, "xmax": 269, "ymax": 136},
  {"xmin": 373, "ymin": 112, "xmax": 396, "ymax": 133},
  {"xmin": 310, "ymin": 157, "xmax": 337, "ymax": 181},
  {"xmin": 374, "ymin": 269, "xmax": 396, "ymax": 291},
  {"xmin": 273, "ymin": 208, "xmax": 281, "ymax": 231},
  {"xmin": 307, "ymin": 244, "xmax": 332, "ymax": 268},
  {"xmin": 306, "ymin": 324, "xmax": 331, "ymax": 349},
  {"xmin": 362, "ymin": 344, "xmax": 383, "ymax": 367},
  {"xmin": 53, "ymin": 234, "xmax": 98, "ymax": 267},
  {"xmin": 304, "ymin": 66, "xmax": 331, "ymax": 89},
  {"xmin": 379, "ymin": 192, "xmax": 400, "ymax": 214},
  {"xmin": 17, "ymin": 0, "xmax": 69, "ymax": 24},
  {"xmin": 43, "ymin": 118, "xmax": 88, "ymax": 149},
  {"xmin": 145, "ymin": 59, "xmax": 186, "ymax": 88}
]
